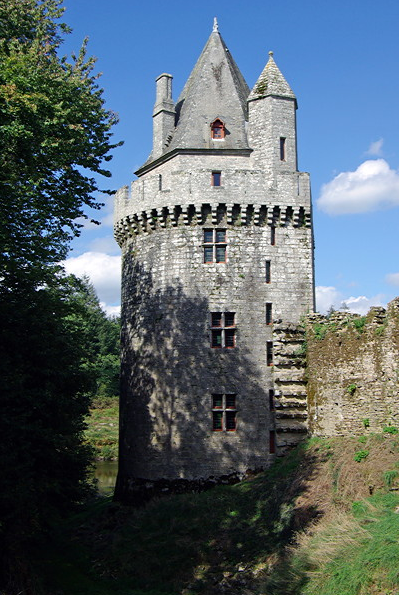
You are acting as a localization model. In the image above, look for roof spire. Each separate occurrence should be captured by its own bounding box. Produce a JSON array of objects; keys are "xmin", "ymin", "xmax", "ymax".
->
[
  {"xmin": 269, "ymin": 50, "xmax": 274, "ymax": 57},
  {"xmin": 213, "ymin": 17, "xmax": 219, "ymax": 32}
]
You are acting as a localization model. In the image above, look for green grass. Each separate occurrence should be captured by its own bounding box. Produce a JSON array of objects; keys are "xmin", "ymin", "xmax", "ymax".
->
[
  {"xmin": 26, "ymin": 436, "xmax": 399, "ymax": 595},
  {"xmin": 297, "ymin": 492, "xmax": 399, "ymax": 595},
  {"xmin": 84, "ymin": 400, "xmax": 119, "ymax": 460}
]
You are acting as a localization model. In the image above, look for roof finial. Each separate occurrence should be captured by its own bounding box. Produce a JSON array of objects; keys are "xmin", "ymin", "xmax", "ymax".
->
[
  {"xmin": 213, "ymin": 17, "xmax": 219, "ymax": 32},
  {"xmin": 269, "ymin": 50, "xmax": 274, "ymax": 58}
]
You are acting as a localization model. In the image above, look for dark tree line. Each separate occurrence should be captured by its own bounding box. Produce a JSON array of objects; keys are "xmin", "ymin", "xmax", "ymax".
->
[{"xmin": 0, "ymin": 0, "xmax": 120, "ymax": 588}]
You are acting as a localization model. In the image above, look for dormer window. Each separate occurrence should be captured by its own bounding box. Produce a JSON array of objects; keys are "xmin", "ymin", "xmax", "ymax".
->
[{"xmin": 211, "ymin": 119, "xmax": 225, "ymax": 140}]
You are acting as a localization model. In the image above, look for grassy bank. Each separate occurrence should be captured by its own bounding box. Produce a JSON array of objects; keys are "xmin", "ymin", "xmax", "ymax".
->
[
  {"xmin": 27, "ymin": 433, "xmax": 399, "ymax": 594},
  {"xmin": 84, "ymin": 397, "xmax": 119, "ymax": 460}
]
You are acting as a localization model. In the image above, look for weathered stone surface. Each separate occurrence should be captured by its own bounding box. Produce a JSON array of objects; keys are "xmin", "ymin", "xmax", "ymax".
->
[
  {"xmin": 306, "ymin": 298, "xmax": 399, "ymax": 436},
  {"xmin": 114, "ymin": 24, "xmax": 314, "ymax": 500}
]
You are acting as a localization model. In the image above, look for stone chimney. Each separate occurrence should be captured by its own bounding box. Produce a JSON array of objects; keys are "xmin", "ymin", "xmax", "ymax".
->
[{"xmin": 152, "ymin": 73, "xmax": 175, "ymax": 159}]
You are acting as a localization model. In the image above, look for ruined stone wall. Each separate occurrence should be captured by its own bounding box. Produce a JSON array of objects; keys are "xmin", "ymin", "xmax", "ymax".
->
[{"xmin": 306, "ymin": 299, "xmax": 399, "ymax": 437}]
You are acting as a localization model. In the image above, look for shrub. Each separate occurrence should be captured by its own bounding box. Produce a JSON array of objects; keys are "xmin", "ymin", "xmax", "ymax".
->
[{"xmin": 354, "ymin": 450, "xmax": 369, "ymax": 462}]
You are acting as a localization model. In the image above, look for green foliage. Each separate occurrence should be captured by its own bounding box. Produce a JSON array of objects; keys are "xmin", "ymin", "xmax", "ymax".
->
[
  {"xmin": 0, "ymin": 0, "xmax": 121, "ymax": 288},
  {"xmin": 362, "ymin": 418, "xmax": 370, "ymax": 428},
  {"xmin": 84, "ymin": 401, "xmax": 119, "ymax": 460},
  {"xmin": 383, "ymin": 426, "xmax": 399, "ymax": 434},
  {"xmin": 312, "ymin": 323, "xmax": 328, "ymax": 340},
  {"xmin": 383, "ymin": 470, "xmax": 399, "ymax": 489},
  {"xmin": 0, "ymin": 1, "xmax": 119, "ymax": 588},
  {"xmin": 358, "ymin": 435, "xmax": 368, "ymax": 444},
  {"xmin": 352, "ymin": 316, "xmax": 366, "ymax": 334},
  {"xmin": 354, "ymin": 450, "xmax": 369, "ymax": 462},
  {"xmin": 295, "ymin": 340, "xmax": 308, "ymax": 356},
  {"xmin": 346, "ymin": 383, "xmax": 357, "ymax": 396}
]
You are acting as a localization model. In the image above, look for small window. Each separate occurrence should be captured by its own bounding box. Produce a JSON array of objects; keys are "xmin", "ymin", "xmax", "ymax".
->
[
  {"xmin": 271, "ymin": 226, "xmax": 276, "ymax": 246},
  {"xmin": 211, "ymin": 118, "xmax": 225, "ymax": 139},
  {"xmin": 267, "ymin": 341, "xmax": 273, "ymax": 366},
  {"xmin": 280, "ymin": 137, "xmax": 286, "ymax": 161},
  {"xmin": 266, "ymin": 303, "xmax": 272, "ymax": 325},
  {"xmin": 212, "ymin": 394, "xmax": 237, "ymax": 431},
  {"xmin": 269, "ymin": 389, "xmax": 275, "ymax": 410},
  {"xmin": 158, "ymin": 174, "xmax": 162, "ymax": 190},
  {"xmin": 211, "ymin": 312, "xmax": 236, "ymax": 348},
  {"xmin": 269, "ymin": 430, "xmax": 276, "ymax": 453},
  {"xmin": 203, "ymin": 229, "xmax": 226, "ymax": 263},
  {"xmin": 212, "ymin": 171, "xmax": 221, "ymax": 186},
  {"xmin": 265, "ymin": 260, "xmax": 271, "ymax": 283}
]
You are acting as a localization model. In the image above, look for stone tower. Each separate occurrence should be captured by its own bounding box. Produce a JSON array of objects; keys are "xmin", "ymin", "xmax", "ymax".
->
[{"xmin": 114, "ymin": 20, "xmax": 314, "ymax": 502}]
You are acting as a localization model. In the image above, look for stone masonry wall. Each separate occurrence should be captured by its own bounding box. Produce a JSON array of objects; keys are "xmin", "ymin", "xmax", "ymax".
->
[{"xmin": 306, "ymin": 299, "xmax": 399, "ymax": 436}]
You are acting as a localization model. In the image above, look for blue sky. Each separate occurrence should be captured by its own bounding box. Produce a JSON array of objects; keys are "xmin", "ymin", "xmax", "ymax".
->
[{"xmin": 61, "ymin": 0, "xmax": 399, "ymax": 315}]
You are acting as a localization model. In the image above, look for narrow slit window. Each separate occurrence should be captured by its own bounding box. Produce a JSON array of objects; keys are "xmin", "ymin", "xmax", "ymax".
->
[
  {"xmin": 267, "ymin": 341, "xmax": 273, "ymax": 366},
  {"xmin": 210, "ymin": 312, "xmax": 236, "ymax": 348},
  {"xmin": 158, "ymin": 174, "xmax": 162, "ymax": 190},
  {"xmin": 265, "ymin": 260, "xmax": 271, "ymax": 283},
  {"xmin": 271, "ymin": 226, "xmax": 276, "ymax": 246},
  {"xmin": 269, "ymin": 430, "xmax": 276, "ymax": 453},
  {"xmin": 203, "ymin": 229, "xmax": 226, "ymax": 263},
  {"xmin": 266, "ymin": 303, "xmax": 272, "ymax": 325},
  {"xmin": 269, "ymin": 389, "xmax": 275, "ymax": 410},
  {"xmin": 212, "ymin": 171, "xmax": 221, "ymax": 187},
  {"xmin": 212, "ymin": 394, "xmax": 237, "ymax": 431},
  {"xmin": 280, "ymin": 137, "xmax": 286, "ymax": 161}
]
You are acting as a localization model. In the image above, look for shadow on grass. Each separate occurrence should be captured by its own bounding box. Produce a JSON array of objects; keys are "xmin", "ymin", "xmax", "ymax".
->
[{"xmin": 37, "ymin": 443, "xmax": 324, "ymax": 595}]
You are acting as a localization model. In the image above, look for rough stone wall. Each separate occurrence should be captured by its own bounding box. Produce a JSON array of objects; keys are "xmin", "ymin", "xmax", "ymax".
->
[
  {"xmin": 306, "ymin": 299, "xmax": 399, "ymax": 436},
  {"xmin": 117, "ymin": 210, "xmax": 314, "ymax": 484}
]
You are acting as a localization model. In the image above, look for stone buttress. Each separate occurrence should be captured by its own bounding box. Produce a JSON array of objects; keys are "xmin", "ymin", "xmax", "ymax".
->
[{"xmin": 114, "ymin": 20, "xmax": 314, "ymax": 502}]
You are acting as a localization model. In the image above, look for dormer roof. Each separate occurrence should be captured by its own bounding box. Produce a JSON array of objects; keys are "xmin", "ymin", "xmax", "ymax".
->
[{"xmin": 248, "ymin": 51, "xmax": 296, "ymax": 105}]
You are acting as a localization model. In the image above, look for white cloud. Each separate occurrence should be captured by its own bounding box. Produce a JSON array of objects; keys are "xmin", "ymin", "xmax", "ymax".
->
[
  {"xmin": 315, "ymin": 286, "xmax": 342, "ymax": 313},
  {"xmin": 63, "ymin": 251, "xmax": 121, "ymax": 308},
  {"xmin": 89, "ymin": 234, "xmax": 120, "ymax": 254},
  {"xmin": 365, "ymin": 138, "xmax": 383, "ymax": 156},
  {"xmin": 386, "ymin": 272, "xmax": 399, "ymax": 286},
  {"xmin": 316, "ymin": 285, "xmax": 386, "ymax": 315},
  {"xmin": 317, "ymin": 159, "xmax": 399, "ymax": 215},
  {"xmin": 100, "ymin": 302, "xmax": 121, "ymax": 317}
]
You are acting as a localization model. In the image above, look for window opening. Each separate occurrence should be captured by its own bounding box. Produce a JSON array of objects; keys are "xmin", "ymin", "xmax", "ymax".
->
[
  {"xmin": 203, "ymin": 229, "xmax": 226, "ymax": 263},
  {"xmin": 269, "ymin": 389, "xmax": 275, "ymax": 410},
  {"xmin": 280, "ymin": 137, "xmax": 286, "ymax": 161},
  {"xmin": 211, "ymin": 171, "xmax": 222, "ymax": 186},
  {"xmin": 211, "ymin": 312, "xmax": 236, "ymax": 348},
  {"xmin": 158, "ymin": 174, "xmax": 162, "ymax": 190},
  {"xmin": 271, "ymin": 226, "xmax": 276, "ymax": 246},
  {"xmin": 266, "ymin": 303, "xmax": 272, "ymax": 325},
  {"xmin": 269, "ymin": 430, "xmax": 276, "ymax": 453},
  {"xmin": 212, "ymin": 394, "xmax": 237, "ymax": 431},
  {"xmin": 267, "ymin": 341, "xmax": 273, "ymax": 366},
  {"xmin": 211, "ymin": 118, "xmax": 225, "ymax": 139},
  {"xmin": 265, "ymin": 260, "xmax": 271, "ymax": 283}
]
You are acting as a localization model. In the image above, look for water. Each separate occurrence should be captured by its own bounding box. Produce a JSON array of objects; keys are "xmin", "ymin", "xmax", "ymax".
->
[{"xmin": 94, "ymin": 460, "xmax": 118, "ymax": 495}]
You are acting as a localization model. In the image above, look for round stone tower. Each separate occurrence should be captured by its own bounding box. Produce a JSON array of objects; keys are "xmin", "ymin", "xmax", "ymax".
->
[{"xmin": 114, "ymin": 21, "xmax": 314, "ymax": 502}]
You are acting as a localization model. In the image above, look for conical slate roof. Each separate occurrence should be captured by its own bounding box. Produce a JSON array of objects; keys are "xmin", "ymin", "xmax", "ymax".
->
[
  {"xmin": 248, "ymin": 51, "xmax": 296, "ymax": 104},
  {"xmin": 166, "ymin": 20, "xmax": 250, "ymax": 152}
]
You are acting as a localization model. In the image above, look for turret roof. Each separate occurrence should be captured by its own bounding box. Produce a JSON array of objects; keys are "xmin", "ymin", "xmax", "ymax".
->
[
  {"xmin": 165, "ymin": 19, "xmax": 250, "ymax": 152},
  {"xmin": 248, "ymin": 51, "xmax": 296, "ymax": 104}
]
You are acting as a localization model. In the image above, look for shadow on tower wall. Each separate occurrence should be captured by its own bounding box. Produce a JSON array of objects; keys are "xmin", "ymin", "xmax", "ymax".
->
[{"xmin": 114, "ymin": 256, "xmax": 273, "ymax": 504}]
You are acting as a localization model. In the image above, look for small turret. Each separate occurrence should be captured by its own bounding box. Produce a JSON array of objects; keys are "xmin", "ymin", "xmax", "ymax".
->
[
  {"xmin": 248, "ymin": 51, "xmax": 298, "ymax": 175},
  {"xmin": 152, "ymin": 73, "xmax": 175, "ymax": 159}
]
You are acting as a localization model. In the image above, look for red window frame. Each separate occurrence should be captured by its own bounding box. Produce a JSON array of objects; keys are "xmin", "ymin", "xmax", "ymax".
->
[
  {"xmin": 212, "ymin": 394, "xmax": 237, "ymax": 431},
  {"xmin": 203, "ymin": 229, "xmax": 226, "ymax": 263},
  {"xmin": 211, "ymin": 118, "xmax": 225, "ymax": 139},
  {"xmin": 210, "ymin": 312, "xmax": 236, "ymax": 348}
]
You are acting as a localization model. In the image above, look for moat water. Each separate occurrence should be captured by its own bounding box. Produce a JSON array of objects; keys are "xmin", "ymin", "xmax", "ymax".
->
[{"xmin": 94, "ymin": 460, "xmax": 118, "ymax": 495}]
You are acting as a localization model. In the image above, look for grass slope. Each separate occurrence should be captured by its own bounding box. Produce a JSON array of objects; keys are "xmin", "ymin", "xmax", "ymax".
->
[
  {"xmin": 84, "ymin": 398, "xmax": 119, "ymax": 460},
  {"xmin": 30, "ymin": 434, "xmax": 399, "ymax": 595}
]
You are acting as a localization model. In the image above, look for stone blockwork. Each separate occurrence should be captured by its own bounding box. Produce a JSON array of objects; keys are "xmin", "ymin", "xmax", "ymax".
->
[
  {"xmin": 114, "ymin": 24, "xmax": 315, "ymax": 501},
  {"xmin": 306, "ymin": 299, "xmax": 399, "ymax": 437}
]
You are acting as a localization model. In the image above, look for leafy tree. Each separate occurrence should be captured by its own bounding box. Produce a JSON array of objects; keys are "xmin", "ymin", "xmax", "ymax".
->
[
  {"xmin": 0, "ymin": 0, "xmax": 120, "ymax": 288},
  {"xmin": 0, "ymin": 1, "xmax": 120, "ymax": 588}
]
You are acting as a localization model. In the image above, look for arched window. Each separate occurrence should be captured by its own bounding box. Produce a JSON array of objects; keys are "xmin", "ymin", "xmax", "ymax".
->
[{"xmin": 211, "ymin": 118, "xmax": 225, "ymax": 140}]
